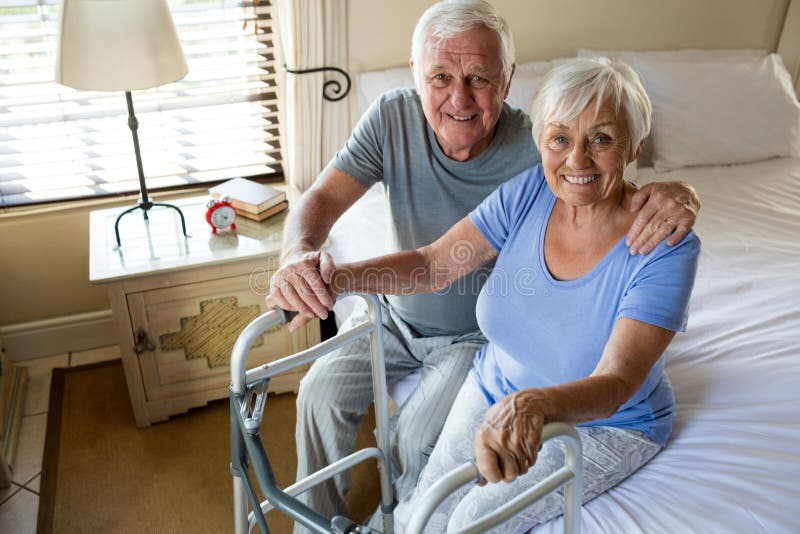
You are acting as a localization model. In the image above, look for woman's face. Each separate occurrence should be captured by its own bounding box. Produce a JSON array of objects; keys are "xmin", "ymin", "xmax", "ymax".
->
[{"xmin": 539, "ymin": 101, "xmax": 637, "ymax": 208}]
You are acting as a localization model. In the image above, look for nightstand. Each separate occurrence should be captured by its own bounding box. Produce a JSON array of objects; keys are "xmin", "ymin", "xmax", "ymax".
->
[{"xmin": 89, "ymin": 195, "xmax": 318, "ymax": 427}]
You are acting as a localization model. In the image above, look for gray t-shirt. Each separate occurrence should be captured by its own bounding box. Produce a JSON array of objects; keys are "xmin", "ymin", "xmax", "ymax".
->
[{"xmin": 333, "ymin": 87, "xmax": 539, "ymax": 336}]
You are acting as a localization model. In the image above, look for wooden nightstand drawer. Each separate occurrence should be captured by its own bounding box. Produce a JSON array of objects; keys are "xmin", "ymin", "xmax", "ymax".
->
[
  {"xmin": 89, "ymin": 193, "xmax": 319, "ymax": 427},
  {"xmin": 129, "ymin": 273, "xmax": 313, "ymax": 404}
]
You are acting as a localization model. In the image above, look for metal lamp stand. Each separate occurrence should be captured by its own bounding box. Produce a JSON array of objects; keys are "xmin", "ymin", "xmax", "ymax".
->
[{"xmin": 113, "ymin": 91, "xmax": 189, "ymax": 249}]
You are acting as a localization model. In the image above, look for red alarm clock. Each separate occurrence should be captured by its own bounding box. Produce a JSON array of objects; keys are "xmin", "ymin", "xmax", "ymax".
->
[{"xmin": 206, "ymin": 197, "xmax": 237, "ymax": 233}]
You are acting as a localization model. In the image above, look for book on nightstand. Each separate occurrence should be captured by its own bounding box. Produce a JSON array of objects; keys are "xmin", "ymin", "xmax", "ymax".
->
[
  {"xmin": 233, "ymin": 200, "xmax": 289, "ymax": 221},
  {"xmin": 209, "ymin": 177, "xmax": 287, "ymax": 216}
]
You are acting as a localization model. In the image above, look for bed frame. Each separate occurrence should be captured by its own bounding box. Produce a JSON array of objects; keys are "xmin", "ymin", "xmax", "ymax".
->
[{"xmin": 778, "ymin": 0, "xmax": 800, "ymax": 93}]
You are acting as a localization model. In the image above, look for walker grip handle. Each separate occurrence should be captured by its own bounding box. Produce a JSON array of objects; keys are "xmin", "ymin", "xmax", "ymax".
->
[{"xmin": 275, "ymin": 307, "xmax": 299, "ymax": 325}]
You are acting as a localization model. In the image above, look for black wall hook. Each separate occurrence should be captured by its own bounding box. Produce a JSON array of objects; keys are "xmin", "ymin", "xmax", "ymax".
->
[{"xmin": 284, "ymin": 65, "xmax": 352, "ymax": 102}]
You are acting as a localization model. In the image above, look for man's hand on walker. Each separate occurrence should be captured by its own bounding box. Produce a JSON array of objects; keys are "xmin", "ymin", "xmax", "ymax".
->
[
  {"xmin": 627, "ymin": 181, "xmax": 700, "ymax": 255},
  {"xmin": 268, "ymin": 250, "xmax": 336, "ymax": 331}
]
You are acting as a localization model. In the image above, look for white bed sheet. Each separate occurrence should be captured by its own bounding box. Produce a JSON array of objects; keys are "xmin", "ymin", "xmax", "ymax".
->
[
  {"xmin": 327, "ymin": 182, "xmax": 388, "ymax": 323},
  {"xmin": 327, "ymin": 157, "xmax": 800, "ymax": 533}
]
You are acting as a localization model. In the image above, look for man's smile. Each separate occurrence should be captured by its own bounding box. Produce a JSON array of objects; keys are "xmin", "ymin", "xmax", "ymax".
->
[{"xmin": 447, "ymin": 113, "xmax": 478, "ymax": 121}]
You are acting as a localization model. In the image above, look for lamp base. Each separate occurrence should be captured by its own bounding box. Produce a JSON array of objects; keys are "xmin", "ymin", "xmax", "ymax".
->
[{"xmin": 113, "ymin": 200, "xmax": 189, "ymax": 249}]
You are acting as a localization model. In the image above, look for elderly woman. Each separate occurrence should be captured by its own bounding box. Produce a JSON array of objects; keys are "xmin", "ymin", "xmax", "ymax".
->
[{"xmin": 331, "ymin": 57, "xmax": 699, "ymax": 532}]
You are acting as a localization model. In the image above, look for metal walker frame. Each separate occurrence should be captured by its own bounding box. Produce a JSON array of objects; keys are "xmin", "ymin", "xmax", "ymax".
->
[{"xmin": 229, "ymin": 294, "xmax": 583, "ymax": 533}]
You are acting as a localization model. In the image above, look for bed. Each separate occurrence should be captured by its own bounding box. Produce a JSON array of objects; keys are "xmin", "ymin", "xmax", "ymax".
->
[{"xmin": 322, "ymin": 44, "xmax": 800, "ymax": 532}]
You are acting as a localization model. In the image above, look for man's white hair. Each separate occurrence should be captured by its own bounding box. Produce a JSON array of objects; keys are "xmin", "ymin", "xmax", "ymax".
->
[
  {"xmin": 411, "ymin": 0, "xmax": 515, "ymax": 87},
  {"xmin": 531, "ymin": 58, "xmax": 652, "ymax": 158}
]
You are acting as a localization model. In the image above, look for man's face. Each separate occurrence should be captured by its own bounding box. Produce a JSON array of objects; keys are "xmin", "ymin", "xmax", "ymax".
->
[{"xmin": 411, "ymin": 26, "xmax": 510, "ymax": 162}]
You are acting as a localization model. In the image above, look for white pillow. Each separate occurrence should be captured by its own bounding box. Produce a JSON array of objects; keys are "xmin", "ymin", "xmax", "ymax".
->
[
  {"xmin": 577, "ymin": 48, "xmax": 767, "ymax": 65},
  {"xmin": 578, "ymin": 49, "xmax": 769, "ymax": 168},
  {"xmin": 357, "ymin": 66, "xmax": 414, "ymax": 113},
  {"xmin": 632, "ymin": 53, "xmax": 800, "ymax": 171},
  {"xmin": 356, "ymin": 59, "xmax": 572, "ymax": 114},
  {"xmin": 506, "ymin": 58, "xmax": 572, "ymax": 113}
]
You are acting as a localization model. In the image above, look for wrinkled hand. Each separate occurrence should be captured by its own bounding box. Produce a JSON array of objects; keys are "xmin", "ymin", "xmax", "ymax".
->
[
  {"xmin": 268, "ymin": 251, "xmax": 336, "ymax": 331},
  {"xmin": 474, "ymin": 391, "xmax": 546, "ymax": 485},
  {"xmin": 627, "ymin": 181, "xmax": 700, "ymax": 255}
]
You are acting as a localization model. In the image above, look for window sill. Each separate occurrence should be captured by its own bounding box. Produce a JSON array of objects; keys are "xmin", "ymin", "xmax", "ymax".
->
[{"xmin": 0, "ymin": 181, "xmax": 291, "ymax": 221}]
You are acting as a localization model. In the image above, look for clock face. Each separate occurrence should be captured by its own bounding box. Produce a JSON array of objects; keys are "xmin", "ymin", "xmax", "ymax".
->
[{"xmin": 211, "ymin": 205, "xmax": 235, "ymax": 228}]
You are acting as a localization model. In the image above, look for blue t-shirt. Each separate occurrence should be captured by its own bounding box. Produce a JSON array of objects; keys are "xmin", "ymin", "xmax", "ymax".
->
[{"xmin": 468, "ymin": 165, "xmax": 700, "ymax": 446}]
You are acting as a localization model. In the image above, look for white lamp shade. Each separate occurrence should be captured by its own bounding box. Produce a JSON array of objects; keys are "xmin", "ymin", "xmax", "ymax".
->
[{"xmin": 56, "ymin": 0, "xmax": 189, "ymax": 91}]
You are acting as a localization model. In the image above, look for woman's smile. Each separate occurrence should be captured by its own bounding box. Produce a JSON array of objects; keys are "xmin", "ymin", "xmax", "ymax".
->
[{"xmin": 562, "ymin": 174, "xmax": 600, "ymax": 185}]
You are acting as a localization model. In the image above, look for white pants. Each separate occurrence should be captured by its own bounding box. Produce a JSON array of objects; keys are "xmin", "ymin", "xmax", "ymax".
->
[
  {"xmin": 392, "ymin": 375, "xmax": 663, "ymax": 534},
  {"xmin": 293, "ymin": 298, "xmax": 485, "ymax": 534}
]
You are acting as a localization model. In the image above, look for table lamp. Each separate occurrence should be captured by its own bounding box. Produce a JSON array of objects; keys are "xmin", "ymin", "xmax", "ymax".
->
[{"xmin": 56, "ymin": 0, "xmax": 190, "ymax": 248}]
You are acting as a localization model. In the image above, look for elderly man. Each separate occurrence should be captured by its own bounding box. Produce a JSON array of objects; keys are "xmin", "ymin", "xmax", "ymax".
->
[{"xmin": 270, "ymin": 0, "xmax": 700, "ymax": 528}]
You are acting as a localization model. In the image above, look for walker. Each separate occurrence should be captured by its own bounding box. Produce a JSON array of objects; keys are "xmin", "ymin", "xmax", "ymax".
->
[{"xmin": 229, "ymin": 294, "xmax": 583, "ymax": 533}]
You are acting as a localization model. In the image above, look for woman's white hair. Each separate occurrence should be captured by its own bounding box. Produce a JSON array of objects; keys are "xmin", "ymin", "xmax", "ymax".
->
[
  {"xmin": 531, "ymin": 58, "xmax": 651, "ymax": 158},
  {"xmin": 411, "ymin": 0, "xmax": 515, "ymax": 87}
]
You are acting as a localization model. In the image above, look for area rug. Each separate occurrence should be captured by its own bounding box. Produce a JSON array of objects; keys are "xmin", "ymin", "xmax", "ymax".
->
[{"xmin": 38, "ymin": 360, "xmax": 379, "ymax": 533}]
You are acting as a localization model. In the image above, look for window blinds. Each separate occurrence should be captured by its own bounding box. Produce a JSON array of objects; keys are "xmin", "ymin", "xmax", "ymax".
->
[{"xmin": 0, "ymin": 0, "xmax": 282, "ymax": 208}]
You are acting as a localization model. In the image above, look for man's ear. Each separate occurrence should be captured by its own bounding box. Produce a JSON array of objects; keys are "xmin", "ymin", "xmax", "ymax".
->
[
  {"xmin": 409, "ymin": 58, "xmax": 421, "ymax": 91},
  {"xmin": 503, "ymin": 63, "xmax": 516, "ymax": 99}
]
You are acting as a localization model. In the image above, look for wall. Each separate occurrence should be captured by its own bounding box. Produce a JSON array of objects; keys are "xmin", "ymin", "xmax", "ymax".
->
[
  {"xmin": 348, "ymin": 0, "xmax": 788, "ymax": 70},
  {"xmin": 1, "ymin": 204, "xmax": 108, "ymax": 324},
  {"xmin": 0, "ymin": 189, "xmax": 201, "ymax": 326}
]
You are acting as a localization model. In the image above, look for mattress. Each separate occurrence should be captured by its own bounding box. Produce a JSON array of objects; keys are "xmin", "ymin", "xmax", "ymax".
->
[{"xmin": 327, "ymin": 157, "xmax": 800, "ymax": 533}]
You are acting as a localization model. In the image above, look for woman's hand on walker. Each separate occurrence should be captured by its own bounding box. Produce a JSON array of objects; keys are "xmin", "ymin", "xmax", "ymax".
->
[{"xmin": 474, "ymin": 390, "xmax": 546, "ymax": 485}]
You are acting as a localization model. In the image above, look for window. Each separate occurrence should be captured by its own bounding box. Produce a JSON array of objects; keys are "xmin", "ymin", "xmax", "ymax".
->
[{"xmin": 0, "ymin": 0, "xmax": 282, "ymax": 208}]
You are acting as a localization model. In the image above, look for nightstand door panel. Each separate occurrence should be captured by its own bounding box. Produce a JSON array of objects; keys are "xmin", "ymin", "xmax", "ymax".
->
[{"xmin": 128, "ymin": 273, "xmax": 313, "ymax": 402}]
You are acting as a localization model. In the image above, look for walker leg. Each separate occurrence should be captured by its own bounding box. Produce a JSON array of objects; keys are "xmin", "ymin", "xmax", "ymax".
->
[
  {"xmin": 367, "ymin": 298, "xmax": 395, "ymax": 534},
  {"xmin": 233, "ymin": 476, "xmax": 249, "ymax": 534}
]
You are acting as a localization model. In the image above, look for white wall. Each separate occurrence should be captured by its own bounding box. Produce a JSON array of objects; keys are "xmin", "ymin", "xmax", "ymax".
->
[{"xmin": 348, "ymin": 0, "xmax": 788, "ymax": 70}]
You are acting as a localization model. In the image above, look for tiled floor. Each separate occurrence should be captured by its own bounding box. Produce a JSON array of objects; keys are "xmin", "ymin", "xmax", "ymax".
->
[{"xmin": 0, "ymin": 345, "xmax": 121, "ymax": 534}]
